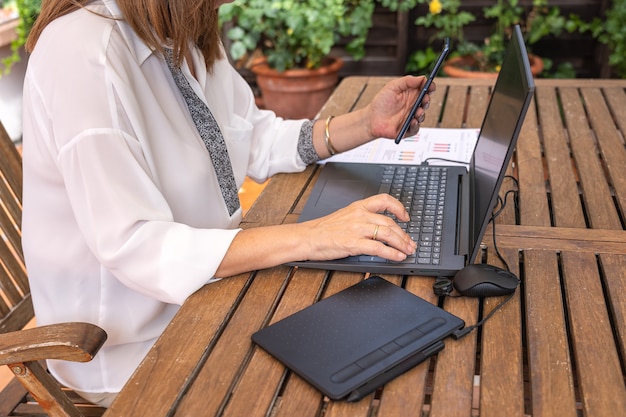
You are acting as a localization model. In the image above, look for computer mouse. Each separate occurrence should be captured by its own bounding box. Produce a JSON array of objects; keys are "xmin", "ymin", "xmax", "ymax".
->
[{"xmin": 453, "ymin": 264, "xmax": 519, "ymax": 298}]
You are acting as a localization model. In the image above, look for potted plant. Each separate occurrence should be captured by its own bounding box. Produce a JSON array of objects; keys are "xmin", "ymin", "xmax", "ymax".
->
[
  {"xmin": 219, "ymin": 0, "xmax": 426, "ymax": 118},
  {"xmin": 218, "ymin": 0, "xmax": 382, "ymax": 119},
  {"xmin": 407, "ymin": 0, "xmax": 579, "ymax": 78}
]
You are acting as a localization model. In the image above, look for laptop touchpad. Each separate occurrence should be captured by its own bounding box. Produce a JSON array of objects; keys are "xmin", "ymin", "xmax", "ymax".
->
[{"xmin": 315, "ymin": 180, "xmax": 368, "ymax": 209}]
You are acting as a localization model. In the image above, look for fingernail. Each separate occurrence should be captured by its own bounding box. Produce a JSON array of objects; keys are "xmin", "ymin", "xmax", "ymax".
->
[
  {"xmin": 423, "ymin": 102, "xmax": 430, "ymax": 110},
  {"xmin": 418, "ymin": 114, "xmax": 426, "ymax": 123}
]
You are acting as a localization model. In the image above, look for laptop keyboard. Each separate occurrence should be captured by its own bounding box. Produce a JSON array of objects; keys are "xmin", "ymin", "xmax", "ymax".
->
[{"xmin": 361, "ymin": 165, "xmax": 447, "ymax": 265}]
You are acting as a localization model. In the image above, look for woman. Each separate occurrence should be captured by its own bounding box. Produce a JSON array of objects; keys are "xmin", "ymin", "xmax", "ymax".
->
[{"xmin": 21, "ymin": 0, "xmax": 433, "ymax": 407}]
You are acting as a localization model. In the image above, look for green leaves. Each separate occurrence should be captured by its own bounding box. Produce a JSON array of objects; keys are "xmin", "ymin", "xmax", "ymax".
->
[
  {"xmin": 1, "ymin": 0, "xmax": 41, "ymax": 75},
  {"xmin": 408, "ymin": 0, "xmax": 588, "ymax": 77},
  {"xmin": 574, "ymin": 0, "xmax": 626, "ymax": 78},
  {"xmin": 413, "ymin": 0, "xmax": 475, "ymax": 43},
  {"xmin": 219, "ymin": 0, "xmax": 376, "ymax": 71}
]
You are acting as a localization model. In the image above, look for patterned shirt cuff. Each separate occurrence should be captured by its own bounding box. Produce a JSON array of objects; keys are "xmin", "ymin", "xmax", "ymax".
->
[{"xmin": 297, "ymin": 120, "xmax": 321, "ymax": 165}]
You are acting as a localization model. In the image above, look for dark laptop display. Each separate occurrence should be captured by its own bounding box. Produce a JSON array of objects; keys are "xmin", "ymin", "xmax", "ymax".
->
[{"xmin": 289, "ymin": 25, "xmax": 535, "ymax": 276}]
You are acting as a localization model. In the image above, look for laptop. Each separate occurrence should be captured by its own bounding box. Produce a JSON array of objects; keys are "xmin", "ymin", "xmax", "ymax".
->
[
  {"xmin": 289, "ymin": 25, "xmax": 535, "ymax": 276},
  {"xmin": 252, "ymin": 276, "xmax": 465, "ymax": 401}
]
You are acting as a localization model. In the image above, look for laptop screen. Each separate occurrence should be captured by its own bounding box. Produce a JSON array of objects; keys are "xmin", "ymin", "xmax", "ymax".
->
[{"xmin": 468, "ymin": 25, "xmax": 535, "ymax": 263}]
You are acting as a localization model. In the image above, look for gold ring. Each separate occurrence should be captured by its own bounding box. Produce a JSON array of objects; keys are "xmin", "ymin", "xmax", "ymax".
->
[{"xmin": 372, "ymin": 224, "xmax": 380, "ymax": 241}]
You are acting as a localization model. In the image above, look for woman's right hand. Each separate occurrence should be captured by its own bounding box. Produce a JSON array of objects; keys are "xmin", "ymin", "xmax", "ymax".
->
[
  {"xmin": 214, "ymin": 194, "xmax": 416, "ymax": 278},
  {"xmin": 299, "ymin": 193, "xmax": 417, "ymax": 262}
]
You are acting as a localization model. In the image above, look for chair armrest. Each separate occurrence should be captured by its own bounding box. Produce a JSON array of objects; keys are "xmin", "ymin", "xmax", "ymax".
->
[{"xmin": 0, "ymin": 322, "xmax": 107, "ymax": 366}]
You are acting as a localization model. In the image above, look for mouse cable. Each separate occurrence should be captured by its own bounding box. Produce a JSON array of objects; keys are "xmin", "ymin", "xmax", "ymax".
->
[
  {"xmin": 452, "ymin": 292, "xmax": 516, "ymax": 339},
  {"xmin": 453, "ymin": 184, "xmax": 520, "ymax": 340},
  {"xmin": 433, "ymin": 186, "xmax": 517, "ymax": 299},
  {"xmin": 422, "ymin": 157, "xmax": 469, "ymax": 166},
  {"xmin": 490, "ymin": 186, "xmax": 519, "ymax": 273}
]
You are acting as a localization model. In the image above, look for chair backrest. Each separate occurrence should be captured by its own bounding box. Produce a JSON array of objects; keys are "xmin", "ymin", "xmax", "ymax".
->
[
  {"xmin": 0, "ymin": 120, "xmax": 108, "ymax": 417},
  {"xmin": 0, "ymin": 119, "xmax": 32, "ymax": 335}
]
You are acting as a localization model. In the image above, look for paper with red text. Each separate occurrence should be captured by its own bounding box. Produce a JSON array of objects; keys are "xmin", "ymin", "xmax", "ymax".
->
[{"xmin": 322, "ymin": 128, "xmax": 479, "ymax": 167}]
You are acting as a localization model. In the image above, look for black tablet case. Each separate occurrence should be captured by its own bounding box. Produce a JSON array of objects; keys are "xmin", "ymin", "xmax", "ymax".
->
[{"xmin": 252, "ymin": 276, "xmax": 465, "ymax": 400}]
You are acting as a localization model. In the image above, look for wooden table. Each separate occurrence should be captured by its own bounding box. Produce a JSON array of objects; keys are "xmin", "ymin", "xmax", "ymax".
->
[{"xmin": 105, "ymin": 77, "xmax": 626, "ymax": 417}]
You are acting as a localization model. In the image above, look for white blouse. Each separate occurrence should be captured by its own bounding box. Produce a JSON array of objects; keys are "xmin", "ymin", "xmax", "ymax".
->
[{"xmin": 21, "ymin": 0, "xmax": 309, "ymax": 393}]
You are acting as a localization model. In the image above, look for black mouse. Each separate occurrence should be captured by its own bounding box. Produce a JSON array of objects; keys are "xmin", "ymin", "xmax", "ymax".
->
[{"xmin": 453, "ymin": 264, "xmax": 519, "ymax": 298}]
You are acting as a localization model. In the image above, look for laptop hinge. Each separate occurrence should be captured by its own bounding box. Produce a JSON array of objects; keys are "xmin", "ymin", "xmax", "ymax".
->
[{"xmin": 455, "ymin": 173, "xmax": 470, "ymax": 257}]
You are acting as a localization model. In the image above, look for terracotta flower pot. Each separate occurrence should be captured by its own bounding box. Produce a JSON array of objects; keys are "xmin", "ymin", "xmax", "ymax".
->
[
  {"xmin": 251, "ymin": 57, "xmax": 344, "ymax": 120},
  {"xmin": 443, "ymin": 53, "xmax": 544, "ymax": 78}
]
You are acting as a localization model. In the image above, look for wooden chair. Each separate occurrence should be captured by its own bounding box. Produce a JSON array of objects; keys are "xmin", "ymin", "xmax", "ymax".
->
[{"xmin": 0, "ymin": 120, "xmax": 108, "ymax": 417}]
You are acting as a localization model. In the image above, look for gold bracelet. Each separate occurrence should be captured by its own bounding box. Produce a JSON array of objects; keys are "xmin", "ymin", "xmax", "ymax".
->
[{"xmin": 324, "ymin": 115, "xmax": 338, "ymax": 156}]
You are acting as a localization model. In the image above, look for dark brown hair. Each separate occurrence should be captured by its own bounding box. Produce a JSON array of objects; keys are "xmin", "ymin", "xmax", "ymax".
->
[{"xmin": 26, "ymin": 0, "xmax": 222, "ymax": 70}]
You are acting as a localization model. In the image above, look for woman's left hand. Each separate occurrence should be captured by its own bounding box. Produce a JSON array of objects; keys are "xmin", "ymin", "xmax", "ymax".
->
[{"xmin": 365, "ymin": 75, "xmax": 435, "ymax": 140}]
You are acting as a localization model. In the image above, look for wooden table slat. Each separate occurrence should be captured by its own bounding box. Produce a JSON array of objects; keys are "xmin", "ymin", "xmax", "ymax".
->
[
  {"xmin": 581, "ymin": 87, "xmax": 626, "ymax": 225},
  {"xmin": 421, "ymin": 82, "xmax": 446, "ymax": 129},
  {"xmin": 600, "ymin": 86, "xmax": 626, "ymax": 222},
  {"xmin": 488, "ymin": 224, "xmax": 626, "ymax": 253},
  {"xmin": 105, "ymin": 275, "xmax": 250, "ymax": 416},
  {"xmin": 596, "ymin": 254, "xmax": 626, "ymax": 369},
  {"xmin": 566, "ymin": 87, "xmax": 622, "ymax": 230},
  {"xmin": 174, "ymin": 267, "xmax": 291, "ymax": 417},
  {"xmin": 318, "ymin": 76, "xmax": 370, "ymax": 116},
  {"xmin": 352, "ymin": 78, "xmax": 394, "ymax": 113},
  {"xmin": 480, "ymin": 247, "xmax": 525, "ymax": 417},
  {"xmin": 602, "ymin": 86, "xmax": 626, "ymax": 137},
  {"xmin": 516, "ymin": 96, "xmax": 552, "ymax": 227},
  {"xmin": 524, "ymin": 250, "xmax": 578, "ymax": 417},
  {"xmin": 465, "ymin": 85, "xmax": 491, "ymax": 128},
  {"xmin": 429, "ymin": 296, "xmax": 479, "ymax": 417},
  {"xmin": 291, "ymin": 167, "xmax": 321, "ymax": 218},
  {"xmin": 439, "ymin": 85, "xmax": 468, "ymax": 128},
  {"xmin": 560, "ymin": 251, "xmax": 626, "ymax": 416},
  {"xmin": 273, "ymin": 373, "xmax": 325, "ymax": 417},
  {"xmin": 535, "ymin": 86, "xmax": 585, "ymax": 228},
  {"xmin": 240, "ymin": 165, "xmax": 315, "ymax": 228}
]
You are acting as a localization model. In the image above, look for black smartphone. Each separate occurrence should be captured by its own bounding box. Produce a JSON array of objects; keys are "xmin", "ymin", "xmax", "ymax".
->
[{"xmin": 395, "ymin": 38, "xmax": 451, "ymax": 144}]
